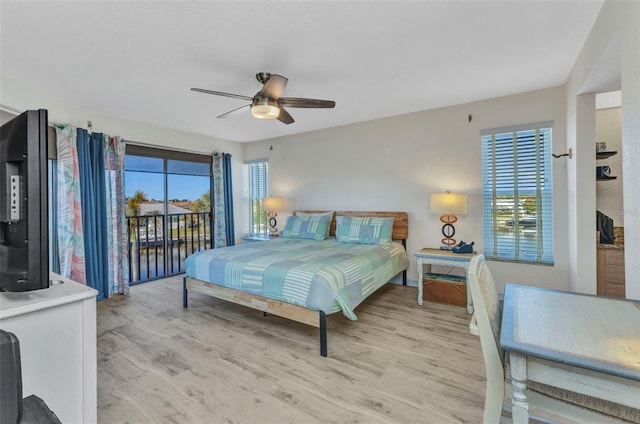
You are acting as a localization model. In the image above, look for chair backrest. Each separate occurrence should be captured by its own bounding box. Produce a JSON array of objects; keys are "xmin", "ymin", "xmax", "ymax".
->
[
  {"xmin": 0, "ymin": 330, "xmax": 23, "ymax": 424},
  {"xmin": 467, "ymin": 255, "xmax": 505, "ymax": 424}
]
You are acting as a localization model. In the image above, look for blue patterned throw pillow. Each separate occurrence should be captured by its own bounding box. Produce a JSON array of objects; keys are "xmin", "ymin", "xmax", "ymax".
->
[
  {"xmin": 294, "ymin": 211, "xmax": 334, "ymax": 238},
  {"xmin": 280, "ymin": 214, "xmax": 331, "ymax": 240},
  {"xmin": 335, "ymin": 216, "xmax": 395, "ymax": 245}
]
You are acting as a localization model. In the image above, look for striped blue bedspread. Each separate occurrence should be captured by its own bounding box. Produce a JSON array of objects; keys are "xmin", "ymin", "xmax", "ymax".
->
[{"xmin": 184, "ymin": 238, "xmax": 409, "ymax": 320}]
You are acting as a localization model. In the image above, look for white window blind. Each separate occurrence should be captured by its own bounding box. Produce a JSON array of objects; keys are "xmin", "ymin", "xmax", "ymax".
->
[
  {"xmin": 481, "ymin": 123, "xmax": 554, "ymax": 264},
  {"xmin": 248, "ymin": 161, "xmax": 269, "ymax": 235}
]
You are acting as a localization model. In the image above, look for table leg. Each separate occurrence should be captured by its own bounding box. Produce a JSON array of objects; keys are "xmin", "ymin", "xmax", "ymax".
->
[
  {"xmin": 417, "ymin": 260, "xmax": 424, "ymax": 305},
  {"xmin": 510, "ymin": 352, "xmax": 529, "ymax": 424}
]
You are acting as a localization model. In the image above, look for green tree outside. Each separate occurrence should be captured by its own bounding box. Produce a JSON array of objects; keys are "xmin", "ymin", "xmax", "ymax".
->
[
  {"xmin": 191, "ymin": 191, "xmax": 211, "ymax": 213},
  {"xmin": 126, "ymin": 190, "xmax": 148, "ymax": 217}
]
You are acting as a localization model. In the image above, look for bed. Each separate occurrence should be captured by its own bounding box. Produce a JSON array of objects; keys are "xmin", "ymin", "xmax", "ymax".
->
[{"xmin": 182, "ymin": 211, "xmax": 409, "ymax": 357}]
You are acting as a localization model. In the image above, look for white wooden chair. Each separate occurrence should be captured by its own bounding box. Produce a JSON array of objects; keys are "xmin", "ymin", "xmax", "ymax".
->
[{"xmin": 467, "ymin": 254, "xmax": 640, "ymax": 424}]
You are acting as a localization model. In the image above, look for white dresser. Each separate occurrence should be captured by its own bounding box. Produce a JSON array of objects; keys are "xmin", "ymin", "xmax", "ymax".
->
[{"xmin": 0, "ymin": 273, "xmax": 98, "ymax": 423}]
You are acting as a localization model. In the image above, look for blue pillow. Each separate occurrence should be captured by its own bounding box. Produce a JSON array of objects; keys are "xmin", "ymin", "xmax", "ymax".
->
[
  {"xmin": 280, "ymin": 214, "xmax": 331, "ymax": 240},
  {"xmin": 294, "ymin": 211, "xmax": 334, "ymax": 238},
  {"xmin": 335, "ymin": 216, "xmax": 395, "ymax": 245}
]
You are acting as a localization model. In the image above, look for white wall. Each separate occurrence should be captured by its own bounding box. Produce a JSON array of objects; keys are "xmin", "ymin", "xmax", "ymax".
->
[
  {"xmin": 596, "ymin": 90, "xmax": 622, "ymax": 109},
  {"xmin": 565, "ymin": 0, "xmax": 640, "ymax": 299},
  {"xmin": 245, "ymin": 86, "xmax": 570, "ymax": 292},
  {"xmin": 0, "ymin": 110, "xmax": 16, "ymax": 124},
  {"xmin": 0, "ymin": 74, "xmax": 248, "ymax": 242}
]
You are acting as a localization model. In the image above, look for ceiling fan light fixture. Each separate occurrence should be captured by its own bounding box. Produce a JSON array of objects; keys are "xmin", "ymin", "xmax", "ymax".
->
[
  {"xmin": 251, "ymin": 99, "xmax": 280, "ymax": 119},
  {"xmin": 192, "ymin": 72, "xmax": 335, "ymax": 124}
]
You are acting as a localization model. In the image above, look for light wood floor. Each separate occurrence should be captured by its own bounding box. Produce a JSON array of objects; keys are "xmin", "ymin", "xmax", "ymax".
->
[{"xmin": 97, "ymin": 276, "xmax": 487, "ymax": 423}]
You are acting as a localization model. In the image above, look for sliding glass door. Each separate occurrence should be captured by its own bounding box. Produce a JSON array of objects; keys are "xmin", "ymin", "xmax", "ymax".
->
[{"xmin": 125, "ymin": 145, "xmax": 212, "ymax": 284}]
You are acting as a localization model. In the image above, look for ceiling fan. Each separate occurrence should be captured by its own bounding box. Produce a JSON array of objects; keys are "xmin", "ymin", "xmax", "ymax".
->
[{"xmin": 191, "ymin": 72, "xmax": 335, "ymax": 125}]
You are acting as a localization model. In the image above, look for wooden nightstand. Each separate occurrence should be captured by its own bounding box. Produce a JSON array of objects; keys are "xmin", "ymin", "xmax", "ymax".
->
[
  {"xmin": 414, "ymin": 247, "xmax": 476, "ymax": 314},
  {"xmin": 241, "ymin": 234, "xmax": 278, "ymax": 243}
]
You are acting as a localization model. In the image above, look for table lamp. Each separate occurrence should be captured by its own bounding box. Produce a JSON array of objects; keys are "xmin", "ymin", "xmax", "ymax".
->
[
  {"xmin": 430, "ymin": 192, "xmax": 467, "ymax": 248},
  {"xmin": 261, "ymin": 196, "xmax": 284, "ymax": 233}
]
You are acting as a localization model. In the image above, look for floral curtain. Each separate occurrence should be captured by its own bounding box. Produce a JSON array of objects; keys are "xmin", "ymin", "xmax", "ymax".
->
[
  {"xmin": 55, "ymin": 125, "xmax": 86, "ymax": 284},
  {"xmin": 54, "ymin": 124, "xmax": 128, "ymax": 297},
  {"xmin": 212, "ymin": 152, "xmax": 235, "ymax": 247},
  {"xmin": 104, "ymin": 135, "xmax": 129, "ymax": 295},
  {"xmin": 212, "ymin": 152, "xmax": 226, "ymax": 248}
]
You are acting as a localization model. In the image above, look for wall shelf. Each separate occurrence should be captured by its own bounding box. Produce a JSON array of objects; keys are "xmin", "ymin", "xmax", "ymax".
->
[
  {"xmin": 596, "ymin": 151, "xmax": 618, "ymax": 159},
  {"xmin": 596, "ymin": 150, "xmax": 618, "ymax": 180}
]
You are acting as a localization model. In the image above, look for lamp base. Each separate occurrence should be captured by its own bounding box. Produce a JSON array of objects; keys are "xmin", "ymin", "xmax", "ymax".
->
[
  {"xmin": 268, "ymin": 211, "xmax": 278, "ymax": 233},
  {"xmin": 440, "ymin": 214, "xmax": 458, "ymax": 247},
  {"xmin": 441, "ymin": 236, "xmax": 457, "ymax": 246}
]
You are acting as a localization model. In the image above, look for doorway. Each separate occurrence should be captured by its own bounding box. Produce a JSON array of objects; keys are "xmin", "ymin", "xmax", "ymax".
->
[{"xmin": 595, "ymin": 91, "xmax": 625, "ymax": 297}]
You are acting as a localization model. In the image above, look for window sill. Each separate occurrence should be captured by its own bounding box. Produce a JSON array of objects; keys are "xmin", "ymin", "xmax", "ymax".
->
[{"xmin": 485, "ymin": 257, "xmax": 554, "ymax": 266}]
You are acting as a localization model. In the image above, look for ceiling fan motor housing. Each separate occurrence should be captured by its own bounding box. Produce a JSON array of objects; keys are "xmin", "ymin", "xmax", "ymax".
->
[{"xmin": 255, "ymin": 72, "xmax": 272, "ymax": 84}]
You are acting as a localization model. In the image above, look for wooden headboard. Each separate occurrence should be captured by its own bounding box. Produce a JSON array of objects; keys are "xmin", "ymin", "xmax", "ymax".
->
[{"xmin": 293, "ymin": 211, "xmax": 409, "ymax": 241}]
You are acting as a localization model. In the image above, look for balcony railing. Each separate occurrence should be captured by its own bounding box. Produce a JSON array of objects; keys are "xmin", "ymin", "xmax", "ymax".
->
[{"xmin": 126, "ymin": 212, "xmax": 212, "ymax": 284}]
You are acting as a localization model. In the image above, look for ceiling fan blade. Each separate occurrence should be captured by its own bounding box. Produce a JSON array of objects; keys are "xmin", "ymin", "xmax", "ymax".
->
[
  {"xmin": 277, "ymin": 107, "xmax": 295, "ymax": 125},
  {"xmin": 260, "ymin": 74, "xmax": 288, "ymax": 99},
  {"xmin": 278, "ymin": 97, "xmax": 336, "ymax": 109},
  {"xmin": 191, "ymin": 88, "xmax": 253, "ymax": 101},
  {"xmin": 217, "ymin": 104, "xmax": 250, "ymax": 119}
]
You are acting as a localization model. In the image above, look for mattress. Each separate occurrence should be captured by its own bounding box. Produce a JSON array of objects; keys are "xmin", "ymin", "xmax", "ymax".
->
[{"xmin": 184, "ymin": 237, "xmax": 409, "ymax": 320}]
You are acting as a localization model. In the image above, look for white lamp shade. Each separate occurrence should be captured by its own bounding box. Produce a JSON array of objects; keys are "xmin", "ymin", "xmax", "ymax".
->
[
  {"xmin": 262, "ymin": 196, "xmax": 284, "ymax": 211},
  {"xmin": 430, "ymin": 193, "xmax": 467, "ymax": 215}
]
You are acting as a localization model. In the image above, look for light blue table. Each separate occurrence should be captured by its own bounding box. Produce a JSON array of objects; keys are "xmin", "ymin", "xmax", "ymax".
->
[{"xmin": 500, "ymin": 284, "xmax": 640, "ymax": 423}]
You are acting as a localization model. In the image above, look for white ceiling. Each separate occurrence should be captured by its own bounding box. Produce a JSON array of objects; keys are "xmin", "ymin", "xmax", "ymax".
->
[{"xmin": 0, "ymin": 1, "xmax": 603, "ymax": 143}]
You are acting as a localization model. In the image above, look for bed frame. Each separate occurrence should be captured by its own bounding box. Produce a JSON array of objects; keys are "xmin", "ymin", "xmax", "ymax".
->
[{"xmin": 183, "ymin": 211, "xmax": 409, "ymax": 357}]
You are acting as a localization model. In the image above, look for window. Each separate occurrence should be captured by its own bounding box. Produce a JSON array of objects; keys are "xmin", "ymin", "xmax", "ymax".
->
[
  {"xmin": 247, "ymin": 160, "xmax": 269, "ymax": 235},
  {"xmin": 481, "ymin": 122, "xmax": 554, "ymax": 264},
  {"xmin": 124, "ymin": 145, "xmax": 213, "ymax": 283}
]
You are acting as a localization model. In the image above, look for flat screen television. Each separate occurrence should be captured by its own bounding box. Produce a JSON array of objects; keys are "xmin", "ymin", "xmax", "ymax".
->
[{"xmin": 0, "ymin": 109, "xmax": 49, "ymax": 292}]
